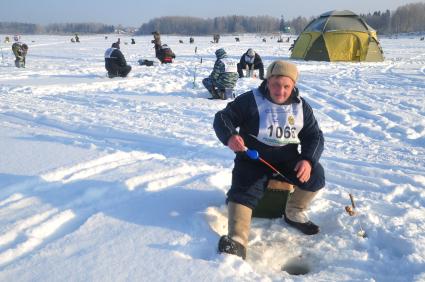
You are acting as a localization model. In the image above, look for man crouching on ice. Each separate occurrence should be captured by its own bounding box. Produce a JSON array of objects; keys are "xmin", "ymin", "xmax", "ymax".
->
[{"xmin": 213, "ymin": 60, "xmax": 325, "ymax": 259}]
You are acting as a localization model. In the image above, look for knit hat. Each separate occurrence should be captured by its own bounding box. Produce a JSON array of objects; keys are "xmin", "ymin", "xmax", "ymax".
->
[
  {"xmin": 266, "ymin": 60, "xmax": 298, "ymax": 82},
  {"xmin": 215, "ymin": 48, "xmax": 227, "ymax": 59},
  {"xmin": 247, "ymin": 48, "xmax": 255, "ymax": 57}
]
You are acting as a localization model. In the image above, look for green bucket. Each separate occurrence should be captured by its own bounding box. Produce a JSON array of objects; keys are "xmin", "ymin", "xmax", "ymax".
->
[{"xmin": 252, "ymin": 189, "xmax": 291, "ymax": 219}]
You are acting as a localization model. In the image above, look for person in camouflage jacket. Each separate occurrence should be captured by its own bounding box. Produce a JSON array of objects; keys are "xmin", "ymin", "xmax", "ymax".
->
[
  {"xmin": 202, "ymin": 48, "xmax": 238, "ymax": 99},
  {"xmin": 12, "ymin": 41, "xmax": 28, "ymax": 68}
]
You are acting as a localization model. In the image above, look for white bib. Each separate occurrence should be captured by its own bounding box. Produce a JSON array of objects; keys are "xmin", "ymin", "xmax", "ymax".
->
[
  {"xmin": 221, "ymin": 57, "xmax": 237, "ymax": 73},
  {"xmin": 244, "ymin": 54, "xmax": 255, "ymax": 64},
  {"xmin": 104, "ymin": 48, "xmax": 117, "ymax": 58},
  {"xmin": 252, "ymin": 89, "xmax": 304, "ymax": 146}
]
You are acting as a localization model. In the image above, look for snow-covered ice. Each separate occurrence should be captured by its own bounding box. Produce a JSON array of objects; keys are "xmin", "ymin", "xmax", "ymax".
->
[{"xmin": 0, "ymin": 34, "xmax": 424, "ymax": 281}]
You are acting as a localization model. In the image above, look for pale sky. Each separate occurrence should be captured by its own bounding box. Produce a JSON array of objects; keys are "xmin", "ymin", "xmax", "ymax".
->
[{"xmin": 0, "ymin": 0, "xmax": 419, "ymax": 27}]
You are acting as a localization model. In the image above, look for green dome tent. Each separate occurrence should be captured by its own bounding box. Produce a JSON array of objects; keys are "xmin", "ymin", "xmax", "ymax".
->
[{"xmin": 290, "ymin": 10, "xmax": 384, "ymax": 62}]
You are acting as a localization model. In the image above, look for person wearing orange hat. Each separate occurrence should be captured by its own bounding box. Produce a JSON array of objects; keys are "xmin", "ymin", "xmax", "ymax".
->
[{"xmin": 213, "ymin": 60, "xmax": 325, "ymax": 259}]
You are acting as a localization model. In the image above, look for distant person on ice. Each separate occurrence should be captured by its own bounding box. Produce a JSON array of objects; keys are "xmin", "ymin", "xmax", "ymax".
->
[
  {"xmin": 151, "ymin": 31, "xmax": 162, "ymax": 59},
  {"xmin": 157, "ymin": 44, "xmax": 176, "ymax": 64},
  {"xmin": 104, "ymin": 42, "xmax": 131, "ymax": 78},
  {"xmin": 237, "ymin": 48, "xmax": 265, "ymax": 80},
  {"xmin": 202, "ymin": 48, "xmax": 238, "ymax": 99},
  {"xmin": 213, "ymin": 60, "xmax": 325, "ymax": 259},
  {"xmin": 12, "ymin": 35, "xmax": 28, "ymax": 68},
  {"xmin": 150, "ymin": 31, "xmax": 175, "ymax": 64}
]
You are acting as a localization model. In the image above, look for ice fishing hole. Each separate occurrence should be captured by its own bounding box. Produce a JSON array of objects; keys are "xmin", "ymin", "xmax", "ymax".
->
[{"xmin": 281, "ymin": 257, "xmax": 310, "ymax": 275}]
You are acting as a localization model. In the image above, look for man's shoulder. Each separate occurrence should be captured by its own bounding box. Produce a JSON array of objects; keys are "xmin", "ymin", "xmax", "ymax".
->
[
  {"xmin": 297, "ymin": 95, "xmax": 316, "ymax": 116},
  {"xmin": 234, "ymin": 89, "xmax": 255, "ymax": 103}
]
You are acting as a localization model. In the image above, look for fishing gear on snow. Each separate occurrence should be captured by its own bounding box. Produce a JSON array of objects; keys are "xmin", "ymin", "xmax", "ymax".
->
[{"xmin": 345, "ymin": 193, "xmax": 367, "ymax": 238}]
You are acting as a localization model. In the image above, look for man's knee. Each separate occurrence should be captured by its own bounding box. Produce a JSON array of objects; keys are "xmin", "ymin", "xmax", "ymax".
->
[
  {"xmin": 228, "ymin": 170, "xmax": 268, "ymax": 209},
  {"xmin": 119, "ymin": 65, "xmax": 131, "ymax": 77},
  {"xmin": 298, "ymin": 163, "xmax": 325, "ymax": 192},
  {"xmin": 227, "ymin": 193, "xmax": 259, "ymax": 210},
  {"xmin": 202, "ymin": 78, "xmax": 212, "ymax": 89}
]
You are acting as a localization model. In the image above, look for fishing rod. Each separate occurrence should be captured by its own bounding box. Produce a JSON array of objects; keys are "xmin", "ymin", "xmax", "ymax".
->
[
  {"xmin": 192, "ymin": 46, "xmax": 203, "ymax": 88},
  {"xmin": 244, "ymin": 147, "xmax": 291, "ymax": 182},
  {"xmin": 345, "ymin": 193, "xmax": 368, "ymax": 238}
]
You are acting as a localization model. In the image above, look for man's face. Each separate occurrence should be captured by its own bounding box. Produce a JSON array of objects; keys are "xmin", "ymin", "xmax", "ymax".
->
[{"xmin": 267, "ymin": 76, "xmax": 295, "ymax": 104}]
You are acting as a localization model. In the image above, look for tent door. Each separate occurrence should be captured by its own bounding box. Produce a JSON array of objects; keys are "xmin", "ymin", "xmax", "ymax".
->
[
  {"xmin": 305, "ymin": 35, "xmax": 330, "ymax": 61},
  {"xmin": 365, "ymin": 37, "xmax": 384, "ymax": 62}
]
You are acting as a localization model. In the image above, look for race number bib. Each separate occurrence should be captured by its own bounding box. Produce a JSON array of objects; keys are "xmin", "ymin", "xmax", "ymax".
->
[{"xmin": 252, "ymin": 89, "xmax": 303, "ymax": 146}]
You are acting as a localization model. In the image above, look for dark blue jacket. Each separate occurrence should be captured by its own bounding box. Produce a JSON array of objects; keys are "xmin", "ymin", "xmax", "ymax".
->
[
  {"xmin": 105, "ymin": 48, "xmax": 127, "ymax": 73},
  {"xmin": 213, "ymin": 80, "xmax": 324, "ymax": 168},
  {"xmin": 239, "ymin": 52, "xmax": 263, "ymax": 68}
]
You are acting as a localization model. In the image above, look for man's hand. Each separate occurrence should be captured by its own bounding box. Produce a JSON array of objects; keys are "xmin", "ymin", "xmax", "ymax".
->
[
  {"xmin": 294, "ymin": 160, "xmax": 312, "ymax": 183},
  {"xmin": 227, "ymin": 135, "xmax": 245, "ymax": 152}
]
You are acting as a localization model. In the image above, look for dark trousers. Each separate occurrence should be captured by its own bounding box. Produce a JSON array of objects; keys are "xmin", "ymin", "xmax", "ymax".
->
[
  {"xmin": 227, "ymin": 159, "xmax": 325, "ymax": 209},
  {"xmin": 108, "ymin": 65, "xmax": 132, "ymax": 78},
  {"xmin": 237, "ymin": 62, "xmax": 264, "ymax": 79},
  {"xmin": 14, "ymin": 57, "xmax": 25, "ymax": 68},
  {"xmin": 202, "ymin": 77, "xmax": 220, "ymax": 98},
  {"xmin": 154, "ymin": 44, "xmax": 161, "ymax": 59}
]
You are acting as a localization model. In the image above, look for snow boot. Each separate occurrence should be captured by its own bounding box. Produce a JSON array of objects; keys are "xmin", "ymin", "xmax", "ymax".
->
[
  {"xmin": 284, "ymin": 187, "xmax": 320, "ymax": 235},
  {"xmin": 209, "ymin": 87, "xmax": 221, "ymax": 99},
  {"xmin": 108, "ymin": 72, "xmax": 118, "ymax": 79},
  {"xmin": 220, "ymin": 88, "xmax": 234, "ymax": 100},
  {"xmin": 218, "ymin": 202, "xmax": 251, "ymax": 259},
  {"xmin": 218, "ymin": 235, "xmax": 246, "ymax": 260}
]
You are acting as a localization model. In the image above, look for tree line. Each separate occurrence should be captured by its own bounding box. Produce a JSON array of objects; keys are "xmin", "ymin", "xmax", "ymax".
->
[
  {"xmin": 0, "ymin": 22, "xmax": 114, "ymax": 34},
  {"xmin": 387, "ymin": 2, "xmax": 425, "ymax": 34},
  {"xmin": 136, "ymin": 2, "xmax": 425, "ymax": 35},
  {"xmin": 135, "ymin": 15, "xmax": 312, "ymax": 35},
  {"xmin": 360, "ymin": 2, "xmax": 425, "ymax": 34},
  {"xmin": 137, "ymin": 16, "xmax": 278, "ymax": 35},
  {"xmin": 1, "ymin": 2, "xmax": 424, "ymax": 35}
]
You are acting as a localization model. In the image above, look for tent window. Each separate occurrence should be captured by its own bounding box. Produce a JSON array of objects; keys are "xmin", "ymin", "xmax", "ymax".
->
[
  {"xmin": 304, "ymin": 17, "xmax": 328, "ymax": 32},
  {"xmin": 324, "ymin": 17, "xmax": 368, "ymax": 32}
]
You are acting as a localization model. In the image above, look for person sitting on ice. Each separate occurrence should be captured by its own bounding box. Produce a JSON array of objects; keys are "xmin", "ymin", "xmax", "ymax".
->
[
  {"xmin": 237, "ymin": 48, "xmax": 265, "ymax": 80},
  {"xmin": 104, "ymin": 42, "xmax": 132, "ymax": 78},
  {"xmin": 213, "ymin": 60, "xmax": 325, "ymax": 259},
  {"xmin": 156, "ymin": 44, "xmax": 175, "ymax": 64},
  {"xmin": 12, "ymin": 35, "xmax": 28, "ymax": 68},
  {"xmin": 202, "ymin": 48, "xmax": 238, "ymax": 100}
]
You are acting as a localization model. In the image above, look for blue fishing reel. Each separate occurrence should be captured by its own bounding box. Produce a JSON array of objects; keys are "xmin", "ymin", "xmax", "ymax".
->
[{"xmin": 245, "ymin": 149, "xmax": 259, "ymax": 160}]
